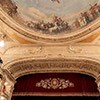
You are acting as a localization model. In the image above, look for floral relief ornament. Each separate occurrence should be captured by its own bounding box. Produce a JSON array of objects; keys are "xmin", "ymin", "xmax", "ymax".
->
[{"xmin": 36, "ymin": 78, "xmax": 74, "ymax": 89}]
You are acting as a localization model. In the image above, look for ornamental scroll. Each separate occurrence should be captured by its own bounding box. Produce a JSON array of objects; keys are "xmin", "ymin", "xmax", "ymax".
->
[{"xmin": 36, "ymin": 78, "xmax": 74, "ymax": 89}]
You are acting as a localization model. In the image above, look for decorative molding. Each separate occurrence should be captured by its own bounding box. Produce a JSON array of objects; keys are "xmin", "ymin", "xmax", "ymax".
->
[
  {"xmin": 3, "ymin": 58, "xmax": 100, "ymax": 79},
  {"xmin": 36, "ymin": 78, "xmax": 74, "ymax": 89},
  {"xmin": 67, "ymin": 45, "xmax": 82, "ymax": 54},
  {"xmin": 0, "ymin": 68, "xmax": 15, "ymax": 100},
  {"xmin": 96, "ymin": 75, "xmax": 100, "ymax": 92},
  {"xmin": 28, "ymin": 46, "xmax": 42, "ymax": 55},
  {"xmin": 1, "ymin": 44, "xmax": 100, "ymax": 65},
  {"xmin": 4, "ymin": 69, "xmax": 16, "ymax": 84}
]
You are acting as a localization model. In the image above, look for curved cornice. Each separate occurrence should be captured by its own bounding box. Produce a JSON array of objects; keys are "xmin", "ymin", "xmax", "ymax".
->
[
  {"xmin": 0, "ymin": 7, "xmax": 100, "ymax": 44},
  {"xmin": 2, "ymin": 58, "xmax": 100, "ymax": 79}
]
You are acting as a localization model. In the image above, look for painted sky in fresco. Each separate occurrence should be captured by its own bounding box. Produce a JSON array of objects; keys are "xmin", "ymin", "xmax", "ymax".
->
[
  {"xmin": 12, "ymin": 0, "xmax": 100, "ymax": 21},
  {"xmin": 13, "ymin": 0, "xmax": 99, "ymax": 16}
]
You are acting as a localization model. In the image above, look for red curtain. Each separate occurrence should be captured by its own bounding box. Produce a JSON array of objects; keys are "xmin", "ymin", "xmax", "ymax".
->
[
  {"xmin": 11, "ymin": 97, "xmax": 15, "ymax": 100},
  {"xmin": 12, "ymin": 73, "xmax": 100, "ymax": 100},
  {"xmin": 13, "ymin": 73, "xmax": 99, "ymax": 94}
]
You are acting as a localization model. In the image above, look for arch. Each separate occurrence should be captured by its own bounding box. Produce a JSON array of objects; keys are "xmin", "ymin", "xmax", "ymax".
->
[{"xmin": 3, "ymin": 57, "xmax": 100, "ymax": 79}]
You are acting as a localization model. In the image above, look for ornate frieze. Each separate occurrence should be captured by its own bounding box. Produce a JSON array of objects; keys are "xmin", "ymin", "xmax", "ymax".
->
[
  {"xmin": 1, "ymin": 44, "xmax": 100, "ymax": 59},
  {"xmin": 3, "ymin": 58, "xmax": 100, "ymax": 79},
  {"xmin": 36, "ymin": 78, "xmax": 74, "ymax": 89}
]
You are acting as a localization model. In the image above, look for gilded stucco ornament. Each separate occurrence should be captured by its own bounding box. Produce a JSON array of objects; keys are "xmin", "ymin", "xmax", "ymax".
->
[{"xmin": 36, "ymin": 78, "xmax": 74, "ymax": 89}]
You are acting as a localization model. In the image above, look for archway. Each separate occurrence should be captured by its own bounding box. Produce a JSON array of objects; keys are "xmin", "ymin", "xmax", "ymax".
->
[{"xmin": 2, "ymin": 58, "xmax": 100, "ymax": 100}]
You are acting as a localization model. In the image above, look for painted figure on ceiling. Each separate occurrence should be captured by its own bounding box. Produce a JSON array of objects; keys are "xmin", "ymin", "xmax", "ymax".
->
[{"xmin": 51, "ymin": 0, "xmax": 60, "ymax": 3}]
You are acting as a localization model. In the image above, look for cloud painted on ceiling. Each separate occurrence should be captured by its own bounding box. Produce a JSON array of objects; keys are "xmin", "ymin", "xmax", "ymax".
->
[{"xmin": 13, "ymin": 0, "xmax": 99, "ymax": 17}]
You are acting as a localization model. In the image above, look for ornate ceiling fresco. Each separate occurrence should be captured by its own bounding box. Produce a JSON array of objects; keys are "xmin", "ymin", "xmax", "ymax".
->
[
  {"xmin": 14, "ymin": 0, "xmax": 100, "ymax": 33},
  {"xmin": 0, "ymin": 0, "xmax": 100, "ymax": 43}
]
